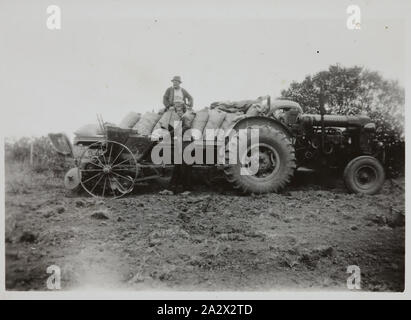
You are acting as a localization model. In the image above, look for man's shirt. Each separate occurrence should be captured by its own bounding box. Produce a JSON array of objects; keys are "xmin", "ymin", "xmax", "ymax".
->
[{"xmin": 173, "ymin": 88, "xmax": 184, "ymax": 104}]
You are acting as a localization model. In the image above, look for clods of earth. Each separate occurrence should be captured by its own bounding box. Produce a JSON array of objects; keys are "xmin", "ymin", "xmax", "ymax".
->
[{"xmin": 5, "ymin": 169, "xmax": 405, "ymax": 291}]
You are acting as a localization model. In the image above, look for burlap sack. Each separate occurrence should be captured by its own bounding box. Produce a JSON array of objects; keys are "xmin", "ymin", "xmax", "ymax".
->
[
  {"xmin": 192, "ymin": 108, "xmax": 209, "ymax": 132},
  {"xmin": 204, "ymin": 109, "xmax": 226, "ymax": 130},
  {"xmin": 246, "ymin": 105, "xmax": 260, "ymax": 116},
  {"xmin": 246, "ymin": 103, "xmax": 270, "ymax": 117},
  {"xmin": 134, "ymin": 112, "xmax": 161, "ymax": 136},
  {"xmin": 74, "ymin": 124, "xmax": 103, "ymax": 136},
  {"xmin": 153, "ymin": 110, "xmax": 181, "ymax": 131},
  {"xmin": 221, "ymin": 112, "xmax": 245, "ymax": 131},
  {"xmin": 119, "ymin": 112, "xmax": 141, "ymax": 129},
  {"xmin": 182, "ymin": 109, "xmax": 196, "ymax": 129}
]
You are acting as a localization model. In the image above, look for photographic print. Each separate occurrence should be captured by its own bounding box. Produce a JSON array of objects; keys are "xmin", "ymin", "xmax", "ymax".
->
[{"xmin": 0, "ymin": 0, "xmax": 408, "ymax": 297}]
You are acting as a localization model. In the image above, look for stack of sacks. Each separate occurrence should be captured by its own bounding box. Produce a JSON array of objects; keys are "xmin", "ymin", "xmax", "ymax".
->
[
  {"xmin": 211, "ymin": 97, "xmax": 272, "ymax": 117},
  {"xmin": 119, "ymin": 112, "xmax": 141, "ymax": 129},
  {"xmin": 134, "ymin": 112, "xmax": 161, "ymax": 136},
  {"xmin": 191, "ymin": 108, "xmax": 209, "ymax": 139},
  {"xmin": 203, "ymin": 109, "xmax": 226, "ymax": 140},
  {"xmin": 113, "ymin": 96, "xmax": 271, "ymax": 140},
  {"xmin": 210, "ymin": 100, "xmax": 255, "ymax": 114}
]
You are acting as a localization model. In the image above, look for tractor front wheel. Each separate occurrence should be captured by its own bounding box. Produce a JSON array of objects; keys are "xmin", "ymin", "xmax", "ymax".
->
[{"xmin": 343, "ymin": 156, "xmax": 385, "ymax": 195}]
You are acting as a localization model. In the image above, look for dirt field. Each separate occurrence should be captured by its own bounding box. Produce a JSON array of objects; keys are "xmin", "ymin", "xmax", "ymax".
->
[{"xmin": 5, "ymin": 163, "xmax": 405, "ymax": 291}]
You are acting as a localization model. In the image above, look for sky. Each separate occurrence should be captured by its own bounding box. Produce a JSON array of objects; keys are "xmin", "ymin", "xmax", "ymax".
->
[{"xmin": 0, "ymin": 0, "xmax": 409, "ymax": 138}]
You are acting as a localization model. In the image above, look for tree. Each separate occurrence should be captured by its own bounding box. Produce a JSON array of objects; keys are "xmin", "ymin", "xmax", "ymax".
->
[{"xmin": 280, "ymin": 64, "xmax": 405, "ymax": 137}]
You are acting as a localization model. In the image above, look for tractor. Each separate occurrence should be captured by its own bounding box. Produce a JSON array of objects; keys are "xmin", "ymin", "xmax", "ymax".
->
[
  {"xmin": 224, "ymin": 98, "xmax": 393, "ymax": 195},
  {"xmin": 49, "ymin": 97, "xmax": 396, "ymax": 197}
]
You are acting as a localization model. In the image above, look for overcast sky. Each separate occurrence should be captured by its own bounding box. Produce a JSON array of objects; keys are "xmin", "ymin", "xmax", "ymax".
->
[{"xmin": 0, "ymin": 0, "xmax": 409, "ymax": 138}]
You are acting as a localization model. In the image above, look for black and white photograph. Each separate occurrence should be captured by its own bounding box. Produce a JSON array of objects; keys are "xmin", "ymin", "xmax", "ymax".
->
[{"xmin": 0, "ymin": 0, "xmax": 409, "ymax": 300}]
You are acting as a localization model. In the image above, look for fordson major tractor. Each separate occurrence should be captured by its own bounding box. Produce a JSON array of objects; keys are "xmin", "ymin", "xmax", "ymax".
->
[{"xmin": 49, "ymin": 97, "xmax": 393, "ymax": 198}]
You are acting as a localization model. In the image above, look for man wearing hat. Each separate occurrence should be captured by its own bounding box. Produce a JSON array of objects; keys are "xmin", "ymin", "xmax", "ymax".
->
[
  {"xmin": 162, "ymin": 76, "xmax": 193, "ymax": 193},
  {"xmin": 163, "ymin": 76, "xmax": 193, "ymax": 112}
]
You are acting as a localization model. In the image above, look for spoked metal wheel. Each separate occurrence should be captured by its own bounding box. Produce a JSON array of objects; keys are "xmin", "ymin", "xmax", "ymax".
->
[{"xmin": 77, "ymin": 141, "xmax": 138, "ymax": 198}]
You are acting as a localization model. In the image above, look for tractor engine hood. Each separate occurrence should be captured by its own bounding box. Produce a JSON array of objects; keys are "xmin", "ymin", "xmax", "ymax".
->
[{"xmin": 299, "ymin": 114, "xmax": 372, "ymax": 128}]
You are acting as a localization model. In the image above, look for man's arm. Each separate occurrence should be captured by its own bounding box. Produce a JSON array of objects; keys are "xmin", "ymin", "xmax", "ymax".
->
[
  {"xmin": 163, "ymin": 88, "xmax": 171, "ymax": 109},
  {"xmin": 183, "ymin": 88, "xmax": 193, "ymax": 108}
]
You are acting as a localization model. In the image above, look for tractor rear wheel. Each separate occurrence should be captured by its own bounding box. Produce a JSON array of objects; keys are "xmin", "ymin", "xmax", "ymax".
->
[
  {"xmin": 343, "ymin": 156, "xmax": 385, "ymax": 195},
  {"xmin": 223, "ymin": 126, "xmax": 296, "ymax": 194}
]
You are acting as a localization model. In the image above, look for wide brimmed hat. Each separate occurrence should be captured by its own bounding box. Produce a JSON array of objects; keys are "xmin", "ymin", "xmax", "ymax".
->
[{"xmin": 171, "ymin": 76, "xmax": 182, "ymax": 83}]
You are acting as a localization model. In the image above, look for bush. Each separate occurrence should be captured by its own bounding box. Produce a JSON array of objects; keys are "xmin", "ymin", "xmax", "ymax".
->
[
  {"xmin": 5, "ymin": 136, "xmax": 70, "ymax": 176},
  {"xmin": 280, "ymin": 64, "xmax": 405, "ymax": 138}
]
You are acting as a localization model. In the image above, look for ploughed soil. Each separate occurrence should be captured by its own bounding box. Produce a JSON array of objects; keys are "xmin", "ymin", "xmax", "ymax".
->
[{"xmin": 5, "ymin": 164, "xmax": 405, "ymax": 292}]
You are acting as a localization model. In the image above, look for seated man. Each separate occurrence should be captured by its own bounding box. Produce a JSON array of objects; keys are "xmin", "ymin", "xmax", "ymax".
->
[{"xmin": 163, "ymin": 76, "xmax": 193, "ymax": 112}]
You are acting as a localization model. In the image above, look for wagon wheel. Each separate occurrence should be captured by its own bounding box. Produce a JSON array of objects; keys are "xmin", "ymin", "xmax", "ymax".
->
[{"xmin": 77, "ymin": 141, "xmax": 138, "ymax": 198}]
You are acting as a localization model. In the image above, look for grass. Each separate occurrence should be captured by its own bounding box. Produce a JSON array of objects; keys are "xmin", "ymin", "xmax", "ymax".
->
[
  {"xmin": 4, "ymin": 161, "xmax": 65, "ymax": 243},
  {"xmin": 5, "ymin": 161, "xmax": 63, "ymax": 195},
  {"xmin": 5, "ymin": 136, "xmax": 71, "ymax": 176},
  {"xmin": 4, "ymin": 136, "xmax": 73, "ymax": 194}
]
